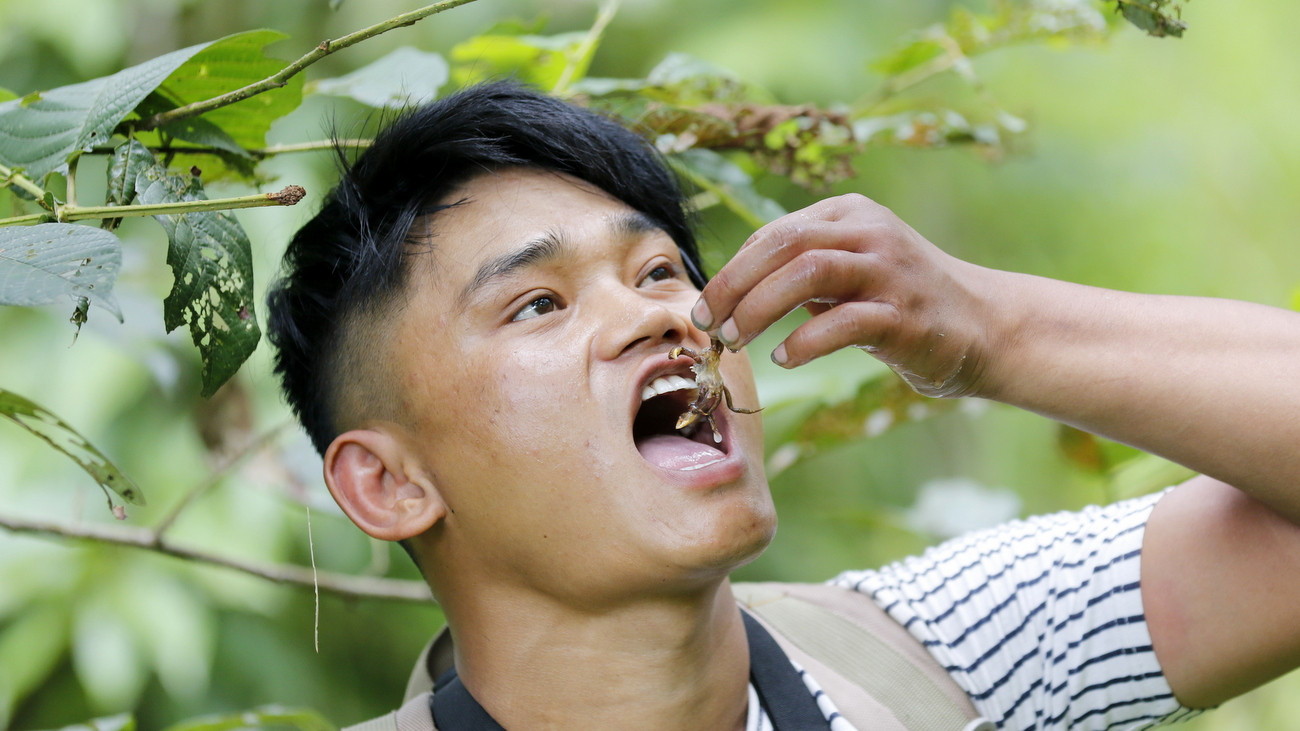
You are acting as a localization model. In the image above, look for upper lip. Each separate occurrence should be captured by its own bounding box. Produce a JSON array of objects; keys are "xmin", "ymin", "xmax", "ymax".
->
[{"xmin": 631, "ymin": 348, "xmax": 699, "ymax": 418}]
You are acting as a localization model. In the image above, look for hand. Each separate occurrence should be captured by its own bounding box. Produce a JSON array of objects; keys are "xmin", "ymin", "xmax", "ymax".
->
[{"xmin": 692, "ymin": 194, "xmax": 999, "ymax": 398}]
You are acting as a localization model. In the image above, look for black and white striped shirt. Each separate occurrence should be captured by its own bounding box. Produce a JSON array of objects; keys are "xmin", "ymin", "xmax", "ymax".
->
[{"xmin": 747, "ymin": 491, "xmax": 1200, "ymax": 730}]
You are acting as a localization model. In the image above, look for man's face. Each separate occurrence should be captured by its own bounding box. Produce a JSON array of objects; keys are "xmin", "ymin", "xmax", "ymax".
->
[{"xmin": 387, "ymin": 168, "xmax": 775, "ymax": 606}]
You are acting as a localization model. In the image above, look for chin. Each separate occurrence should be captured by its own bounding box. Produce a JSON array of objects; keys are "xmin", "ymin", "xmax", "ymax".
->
[{"xmin": 675, "ymin": 489, "xmax": 779, "ymax": 579}]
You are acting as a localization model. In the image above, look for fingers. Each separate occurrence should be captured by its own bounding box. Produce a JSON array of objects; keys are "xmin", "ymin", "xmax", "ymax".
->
[
  {"xmin": 772, "ymin": 301, "xmax": 902, "ymax": 368},
  {"xmin": 693, "ymin": 194, "xmax": 890, "ymax": 331},
  {"xmin": 714, "ymin": 248, "xmax": 880, "ymax": 350}
]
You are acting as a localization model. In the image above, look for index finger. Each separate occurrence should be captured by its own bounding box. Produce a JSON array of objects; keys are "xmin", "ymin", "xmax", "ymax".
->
[{"xmin": 691, "ymin": 194, "xmax": 879, "ymax": 331}]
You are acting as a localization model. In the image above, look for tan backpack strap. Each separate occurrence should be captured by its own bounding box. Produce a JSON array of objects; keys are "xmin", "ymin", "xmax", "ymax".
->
[
  {"xmin": 342, "ymin": 691, "xmax": 436, "ymax": 731},
  {"xmin": 733, "ymin": 581, "xmax": 993, "ymax": 731}
]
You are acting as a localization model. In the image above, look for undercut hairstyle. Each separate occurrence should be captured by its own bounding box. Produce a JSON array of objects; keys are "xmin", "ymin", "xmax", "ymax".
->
[{"xmin": 266, "ymin": 81, "xmax": 706, "ymax": 455}]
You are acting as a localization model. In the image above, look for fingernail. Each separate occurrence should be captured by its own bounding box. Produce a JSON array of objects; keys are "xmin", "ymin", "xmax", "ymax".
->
[
  {"xmin": 691, "ymin": 299, "xmax": 713, "ymax": 330},
  {"xmin": 719, "ymin": 318, "xmax": 740, "ymax": 347},
  {"xmin": 771, "ymin": 343, "xmax": 789, "ymax": 367}
]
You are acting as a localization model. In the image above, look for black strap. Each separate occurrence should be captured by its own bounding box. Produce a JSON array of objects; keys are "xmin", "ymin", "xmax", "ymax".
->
[
  {"xmin": 741, "ymin": 610, "xmax": 831, "ymax": 730},
  {"xmin": 429, "ymin": 610, "xmax": 830, "ymax": 730}
]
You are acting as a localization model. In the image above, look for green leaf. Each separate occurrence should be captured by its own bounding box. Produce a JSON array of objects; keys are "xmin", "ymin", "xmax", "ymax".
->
[
  {"xmin": 0, "ymin": 388, "xmax": 145, "ymax": 506},
  {"xmin": 0, "ymin": 42, "xmax": 213, "ymax": 179},
  {"xmin": 1116, "ymin": 0, "xmax": 1188, "ymax": 37},
  {"xmin": 161, "ymin": 707, "xmax": 335, "ymax": 731},
  {"xmin": 669, "ymin": 148, "xmax": 785, "ymax": 228},
  {"xmin": 111, "ymin": 141, "xmax": 259, "ymax": 396},
  {"xmin": 155, "ymin": 30, "xmax": 304, "ymax": 150},
  {"xmin": 105, "ymin": 138, "xmax": 162, "ymax": 207},
  {"xmin": 329, "ymin": 0, "xmax": 345, "ymax": 8},
  {"xmin": 308, "ymin": 47, "xmax": 448, "ymax": 109},
  {"xmin": 0, "ymin": 223, "xmax": 123, "ymax": 319},
  {"xmin": 0, "ymin": 88, "xmax": 15, "ymax": 104},
  {"xmin": 450, "ymin": 31, "xmax": 588, "ymax": 90}
]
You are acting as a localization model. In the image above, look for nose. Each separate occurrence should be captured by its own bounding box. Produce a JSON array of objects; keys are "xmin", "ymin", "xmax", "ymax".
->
[{"xmin": 590, "ymin": 282, "xmax": 696, "ymax": 361}]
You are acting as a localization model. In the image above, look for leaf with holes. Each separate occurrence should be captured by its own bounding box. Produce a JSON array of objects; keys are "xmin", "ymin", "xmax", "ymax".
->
[
  {"xmin": 0, "ymin": 388, "xmax": 145, "ymax": 507},
  {"xmin": 308, "ymin": 47, "xmax": 448, "ymax": 109},
  {"xmin": 112, "ymin": 140, "xmax": 259, "ymax": 396},
  {"xmin": 0, "ymin": 223, "xmax": 123, "ymax": 320},
  {"xmin": 0, "ymin": 42, "xmax": 212, "ymax": 180}
]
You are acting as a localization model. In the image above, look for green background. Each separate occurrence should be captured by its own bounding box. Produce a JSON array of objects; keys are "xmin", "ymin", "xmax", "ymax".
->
[{"xmin": 0, "ymin": 0, "xmax": 1296, "ymax": 727}]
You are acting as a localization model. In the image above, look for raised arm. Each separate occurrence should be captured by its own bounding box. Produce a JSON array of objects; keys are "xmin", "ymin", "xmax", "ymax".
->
[{"xmin": 694, "ymin": 193, "xmax": 1300, "ymax": 708}]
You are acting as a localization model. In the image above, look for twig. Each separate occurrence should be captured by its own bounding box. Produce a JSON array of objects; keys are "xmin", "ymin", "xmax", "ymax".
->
[
  {"xmin": 0, "ymin": 213, "xmax": 49, "ymax": 228},
  {"xmin": 552, "ymin": 1, "xmax": 620, "ymax": 95},
  {"xmin": 86, "ymin": 139, "xmax": 374, "ymax": 158},
  {"xmin": 152, "ymin": 421, "xmax": 293, "ymax": 539},
  {"xmin": 0, "ymin": 512, "xmax": 435, "ymax": 603},
  {"xmin": 308, "ymin": 506, "xmax": 320, "ymax": 653},
  {"xmin": 0, "ymin": 185, "xmax": 306, "ymax": 227},
  {"xmin": 0, "ymin": 161, "xmax": 51, "ymax": 203},
  {"xmin": 139, "ymin": 0, "xmax": 480, "ymax": 131}
]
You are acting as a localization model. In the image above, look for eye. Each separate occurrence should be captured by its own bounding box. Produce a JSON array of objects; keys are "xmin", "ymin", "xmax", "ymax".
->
[
  {"xmin": 511, "ymin": 295, "xmax": 560, "ymax": 322},
  {"xmin": 640, "ymin": 262, "xmax": 679, "ymax": 285}
]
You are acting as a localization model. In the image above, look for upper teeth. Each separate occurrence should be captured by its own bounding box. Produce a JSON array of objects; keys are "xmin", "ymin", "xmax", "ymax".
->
[{"xmin": 641, "ymin": 375, "xmax": 697, "ymax": 401}]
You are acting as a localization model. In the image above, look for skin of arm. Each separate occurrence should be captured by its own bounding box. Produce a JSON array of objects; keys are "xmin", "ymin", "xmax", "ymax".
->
[{"xmin": 694, "ymin": 193, "xmax": 1300, "ymax": 709}]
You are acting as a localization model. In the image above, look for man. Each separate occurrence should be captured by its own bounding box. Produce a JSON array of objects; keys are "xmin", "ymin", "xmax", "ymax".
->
[{"xmin": 266, "ymin": 82, "xmax": 1300, "ymax": 729}]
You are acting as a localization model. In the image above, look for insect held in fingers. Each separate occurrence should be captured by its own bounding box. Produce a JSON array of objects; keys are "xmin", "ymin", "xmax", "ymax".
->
[{"xmin": 668, "ymin": 337, "xmax": 762, "ymax": 443}]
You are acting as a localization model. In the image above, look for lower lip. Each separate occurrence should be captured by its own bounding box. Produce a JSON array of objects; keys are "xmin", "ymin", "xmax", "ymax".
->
[{"xmin": 639, "ymin": 432, "xmax": 746, "ymax": 489}]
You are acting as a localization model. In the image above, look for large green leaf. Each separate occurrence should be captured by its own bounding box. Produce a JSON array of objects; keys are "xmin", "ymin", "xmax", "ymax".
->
[
  {"xmin": 155, "ymin": 30, "xmax": 304, "ymax": 150},
  {"xmin": 451, "ymin": 31, "xmax": 589, "ymax": 90},
  {"xmin": 0, "ymin": 223, "xmax": 122, "ymax": 319},
  {"xmin": 0, "ymin": 42, "xmax": 212, "ymax": 179},
  {"xmin": 308, "ymin": 47, "xmax": 448, "ymax": 109},
  {"xmin": 0, "ymin": 388, "xmax": 144, "ymax": 507},
  {"xmin": 0, "ymin": 88, "xmax": 15, "ymax": 103},
  {"xmin": 112, "ymin": 140, "xmax": 260, "ymax": 396}
]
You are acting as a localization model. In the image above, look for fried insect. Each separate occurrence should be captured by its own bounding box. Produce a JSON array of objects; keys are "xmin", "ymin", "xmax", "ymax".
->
[{"xmin": 668, "ymin": 337, "xmax": 762, "ymax": 443}]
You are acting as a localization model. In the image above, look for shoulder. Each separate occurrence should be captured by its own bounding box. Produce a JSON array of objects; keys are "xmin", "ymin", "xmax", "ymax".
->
[{"xmin": 830, "ymin": 491, "xmax": 1202, "ymax": 730}]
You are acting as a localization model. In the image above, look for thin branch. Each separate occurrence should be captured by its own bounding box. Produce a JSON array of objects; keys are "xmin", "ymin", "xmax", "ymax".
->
[
  {"xmin": 86, "ymin": 139, "xmax": 373, "ymax": 158},
  {"xmin": 152, "ymin": 420, "xmax": 293, "ymax": 539},
  {"xmin": 0, "ymin": 161, "xmax": 50, "ymax": 202},
  {"xmin": 0, "ymin": 512, "xmax": 435, "ymax": 603},
  {"xmin": 0, "ymin": 213, "xmax": 49, "ymax": 227},
  {"xmin": 48, "ymin": 185, "xmax": 302, "ymax": 224},
  {"xmin": 257, "ymin": 139, "xmax": 373, "ymax": 155},
  {"xmin": 552, "ymin": 1, "xmax": 620, "ymax": 95},
  {"xmin": 139, "ymin": 0, "xmax": 480, "ymax": 131}
]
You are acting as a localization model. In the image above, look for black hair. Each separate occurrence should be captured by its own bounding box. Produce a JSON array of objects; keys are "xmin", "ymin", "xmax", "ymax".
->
[{"xmin": 266, "ymin": 81, "xmax": 705, "ymax": 454}]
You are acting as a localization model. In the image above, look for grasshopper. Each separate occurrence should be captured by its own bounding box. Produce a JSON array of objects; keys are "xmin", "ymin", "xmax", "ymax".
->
[{"xmin": 668, "ymin": 337, "xmax": 762, "ymax": 443}]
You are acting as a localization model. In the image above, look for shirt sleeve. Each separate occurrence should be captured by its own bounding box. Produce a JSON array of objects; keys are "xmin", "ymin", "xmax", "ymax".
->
[{"xmin": 830, "ymin": 490, "xmax": 1203, "ymax": 730}]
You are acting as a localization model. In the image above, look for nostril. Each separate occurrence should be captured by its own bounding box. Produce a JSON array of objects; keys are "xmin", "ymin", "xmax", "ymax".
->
[{"xmin": 620, "ymin": 335, "xmax": 652, "ymax": 357}]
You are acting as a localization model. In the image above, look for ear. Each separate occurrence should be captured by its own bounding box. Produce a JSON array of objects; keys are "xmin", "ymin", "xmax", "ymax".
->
[{"xmin": 323, "ymin": 429, "xmax": 447, "ymax": 541}]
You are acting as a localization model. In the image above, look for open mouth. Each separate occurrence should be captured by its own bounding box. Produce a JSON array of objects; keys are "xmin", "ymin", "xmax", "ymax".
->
[{"xmin": 633, "ymin": 373, "xmax": 728, "ymax": 472}]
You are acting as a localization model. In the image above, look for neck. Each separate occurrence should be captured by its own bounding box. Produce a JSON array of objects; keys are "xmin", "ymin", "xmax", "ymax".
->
[{"xmin": 443, "ymin": 579, "xmax": 750, "ymax": 731}]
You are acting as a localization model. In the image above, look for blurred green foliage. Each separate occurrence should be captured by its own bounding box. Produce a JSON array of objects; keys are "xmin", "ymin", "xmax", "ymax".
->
[{"xmin": 0, "ymin": 0, "xmax": 1297, "ymax": 728}]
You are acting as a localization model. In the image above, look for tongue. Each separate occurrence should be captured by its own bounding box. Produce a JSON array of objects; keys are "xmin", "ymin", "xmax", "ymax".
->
[{"xmin": 637, "ymin": 434, "xmax": 725, "ymax": 471}]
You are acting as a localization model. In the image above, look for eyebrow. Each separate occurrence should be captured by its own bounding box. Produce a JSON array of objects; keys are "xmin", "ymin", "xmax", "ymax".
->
[{"xmin": 457, "ymin": 211, "xmax": 665, "ymax": 307}]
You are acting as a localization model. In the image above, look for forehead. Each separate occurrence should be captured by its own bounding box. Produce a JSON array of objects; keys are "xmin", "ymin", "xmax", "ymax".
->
[{"xmin": 423, "ymin": 168, "xmax": 646, "ymax": 279}]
